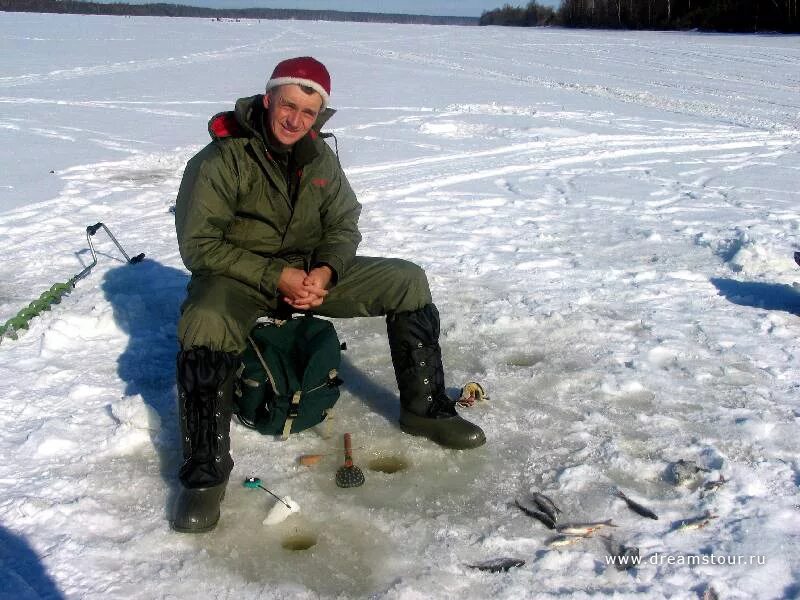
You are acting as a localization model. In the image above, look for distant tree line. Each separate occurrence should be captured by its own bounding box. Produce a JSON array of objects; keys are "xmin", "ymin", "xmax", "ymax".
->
[
  {"xmin": 480, "ymin": 0, "xmax": 798, "ymax": 31},
  {"xmin": 3, "ymin": 0, "xmax": 795, "ymax": 31},
  {"xmin": 0, "ymin": 0, "xmax": 478, "ymax": 25},
  {"xmin": 480, "ymin": 1, "xmax": 558, "ymax": 25}
]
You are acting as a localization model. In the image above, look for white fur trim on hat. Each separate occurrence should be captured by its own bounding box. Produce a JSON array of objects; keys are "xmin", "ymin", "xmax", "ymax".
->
[{"xmin": 265, "ymin": 76, "xmax": 329, "ymax": 109}]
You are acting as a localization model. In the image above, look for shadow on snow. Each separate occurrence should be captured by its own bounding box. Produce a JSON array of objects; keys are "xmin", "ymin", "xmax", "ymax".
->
[
  {"xmin": 101, "ymin": 259, "xmax": 188, "ymax": 517},
  {"xmin": 338, "ymin": 352, "xmax": 399, "ymax": 423},
  {"xmin": 710, "ymin": 277, "xmax": 800, "ymax": 316},
  {"xmin": 0, "ymin": 523, "xmax": 64, "ymax": 600}
]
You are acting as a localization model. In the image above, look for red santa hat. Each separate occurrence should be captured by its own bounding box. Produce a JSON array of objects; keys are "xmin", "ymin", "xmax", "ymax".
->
[{"xmin": 265, "ymin": 56, "xmax": 331, "ymax": 109}]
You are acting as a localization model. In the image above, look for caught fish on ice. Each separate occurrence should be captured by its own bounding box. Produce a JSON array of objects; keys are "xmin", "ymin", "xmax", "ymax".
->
[
  {"xmin": 700, "ymin": 474, "xmax": 728, "ymax": 497},
  {"xmin": 516, "ymin": 491, "xmax": 562, "ymax": 524},
  {"xmin": 530, "ymin": 492, "xmax": 562, "ymax": 522},
  {"xmin": 545, "ymin": 533, "xmax": 591, "ymax": 548},
  {"xmin": 674, "ymin": 511, "xmax": 717, "ymax": 532},
  {"xmin": 467, "ymin": 557, "xmax": 525, "ymax": 572},
  {"xmin": 555, "ymin": 519, "xmax": 617, "ymax": 536},
  {"xmin": 515, "ymin": 497, "xmax": 556, "ymax": 529},
  {"xmin": 616, "ymin": 489, "xmax": 659, "ymax": 520}
]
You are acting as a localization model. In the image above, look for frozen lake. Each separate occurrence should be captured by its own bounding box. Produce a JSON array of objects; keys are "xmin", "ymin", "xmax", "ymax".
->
[{"xmin": 1, "ymin": 12, "xmax": 799, "ymax": 600}]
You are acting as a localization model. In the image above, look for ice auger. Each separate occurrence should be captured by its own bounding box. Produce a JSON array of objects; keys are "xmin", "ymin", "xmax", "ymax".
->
[{"xmin": 0, "ymin": 223, "xmax": 144, "ymax": 343}]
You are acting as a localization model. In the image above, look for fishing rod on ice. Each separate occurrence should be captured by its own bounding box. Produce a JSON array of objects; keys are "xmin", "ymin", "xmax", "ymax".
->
[{"xmin": 0, "ymin": 222, "xmax": 145, "ymax": 343}]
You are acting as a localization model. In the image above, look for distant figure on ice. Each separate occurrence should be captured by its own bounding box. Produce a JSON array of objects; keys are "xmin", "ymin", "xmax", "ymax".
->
[{"xmin": 172, "ymin": 57, "xmax": 485, "ymax": 532}]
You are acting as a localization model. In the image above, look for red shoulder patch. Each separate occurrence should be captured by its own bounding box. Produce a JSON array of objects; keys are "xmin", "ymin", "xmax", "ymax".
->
[
  {"xmin": 208, "ymin": 111, "xmax": 243, "ymax": 140},
  {"xmin": 311, "ymin": 178, "xmax": 329, "ymax": 187}
]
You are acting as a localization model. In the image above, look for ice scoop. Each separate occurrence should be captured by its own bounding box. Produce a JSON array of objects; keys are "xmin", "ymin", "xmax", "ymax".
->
[{"xmin": 335, "ymin": 433, "xmax": 365, "ymax": 488}]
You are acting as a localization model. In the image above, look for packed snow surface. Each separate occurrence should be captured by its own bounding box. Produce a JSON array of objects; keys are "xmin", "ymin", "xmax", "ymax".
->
[{"xmin": 1, "ymin": 12, "xmax": 799, "ymax": 600}]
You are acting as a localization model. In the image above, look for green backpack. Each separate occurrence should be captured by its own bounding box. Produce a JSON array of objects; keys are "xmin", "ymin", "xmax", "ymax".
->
[{"xmin": 236, "ymin": 316, "xmax": 343, "ymax": 438}]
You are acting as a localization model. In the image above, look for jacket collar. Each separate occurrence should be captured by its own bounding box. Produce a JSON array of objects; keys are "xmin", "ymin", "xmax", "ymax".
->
[{"xmin": 226, "ymin": 95, "xmax": 336, "ymax": 167}]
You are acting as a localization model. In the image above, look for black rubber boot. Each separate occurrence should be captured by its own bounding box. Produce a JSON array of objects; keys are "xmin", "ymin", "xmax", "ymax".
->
[
  {"xmin": 171, "ymin": 347, "xmax": 237, "ymax": 533},
  {"xmin": 397, "ymin": 407, "xmax": 486, "ymax": 449},
  {"xmin": 387, "ymin": 304, "xmax": 485, "ymax": 450},
  {"xmin": 171, "ymin": 483, "xmax": 227, "ymax": 533}
]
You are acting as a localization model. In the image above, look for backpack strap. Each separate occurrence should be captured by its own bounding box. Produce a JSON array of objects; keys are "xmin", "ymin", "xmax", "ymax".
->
[
  {"xmin": 249, "ymin": 326, "xmax": 303, "ymax": 441},
  {"xmin": 247, "ymin": 334, "xmax": 278, "ymax": 394},
  {"xmin": 281, "ymin": 391, "xmax": 303, "ymax": 441}
]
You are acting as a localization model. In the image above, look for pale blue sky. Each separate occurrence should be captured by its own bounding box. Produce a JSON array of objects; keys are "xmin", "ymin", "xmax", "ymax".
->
[{"xmin": 95, "ymin": 0, "xmax": 559, "ymax": 17}]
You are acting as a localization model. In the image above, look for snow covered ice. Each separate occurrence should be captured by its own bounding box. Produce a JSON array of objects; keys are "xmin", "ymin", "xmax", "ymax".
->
[{"xmin": 1, "ymin": 12, "xmax": 799, "ymax": 599}]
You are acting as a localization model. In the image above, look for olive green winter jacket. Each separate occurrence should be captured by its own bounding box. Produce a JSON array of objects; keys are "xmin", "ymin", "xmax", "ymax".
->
[{"xmin": 175, "ymin": 95, "xmax": 362, "ymax": 297}]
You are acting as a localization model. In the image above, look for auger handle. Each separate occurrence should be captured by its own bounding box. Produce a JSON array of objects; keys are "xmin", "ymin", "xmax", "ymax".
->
[{"xmin": 84, "ymin": 222, "xmax": 145, "ymax": 266}]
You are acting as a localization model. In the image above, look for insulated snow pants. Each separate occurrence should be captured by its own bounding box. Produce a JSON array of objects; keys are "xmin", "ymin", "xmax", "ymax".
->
[{"xmin": 178, "ymin": 256, "xmax": 433, "ymax": 353}]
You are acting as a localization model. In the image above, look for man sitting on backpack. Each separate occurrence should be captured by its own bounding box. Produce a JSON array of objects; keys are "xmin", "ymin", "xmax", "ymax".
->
[{"xmin": 172, "ymin": 56, "xmax": 485, "ymax": 533}]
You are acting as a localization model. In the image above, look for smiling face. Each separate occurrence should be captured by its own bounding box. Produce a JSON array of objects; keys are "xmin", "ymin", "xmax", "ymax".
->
[{"xmin": 263, "ymin": 84, "xmax": 323, "ymax": 148}]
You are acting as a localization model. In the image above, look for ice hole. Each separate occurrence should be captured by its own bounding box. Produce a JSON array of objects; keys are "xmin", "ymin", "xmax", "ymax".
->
[
  {"xmin": 281, "ymin": 533, "xmax": 317, "ymax": 551},
  {"xmin": 367, "ymin": 456, "xmax": 409, "ymax": 474}
]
